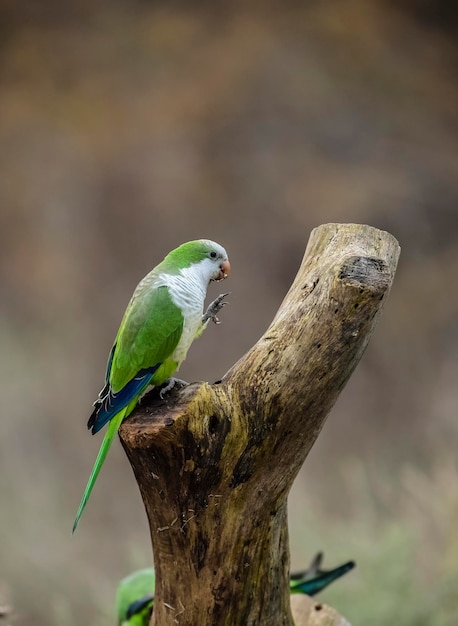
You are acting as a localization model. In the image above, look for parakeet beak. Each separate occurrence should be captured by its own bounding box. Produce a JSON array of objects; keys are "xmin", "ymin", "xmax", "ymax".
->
[{"xmin": 218, "ymin": 260, "xmax": 231, "ymax": 281}]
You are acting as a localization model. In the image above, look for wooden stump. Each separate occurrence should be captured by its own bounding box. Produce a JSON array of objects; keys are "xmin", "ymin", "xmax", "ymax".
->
[{"xmin": 119, "ymin": 223, "xmax": 400, "ymax": 625}]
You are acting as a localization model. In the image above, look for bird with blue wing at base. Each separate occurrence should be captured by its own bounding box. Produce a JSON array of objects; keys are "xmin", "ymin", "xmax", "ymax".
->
[
  {"xmin": 72, "ymin": 239, "xmax": 230, "ymax": 533},
  {"xmin": 289, "ymin": 551, "xmax": 355, "ymax": 596}
]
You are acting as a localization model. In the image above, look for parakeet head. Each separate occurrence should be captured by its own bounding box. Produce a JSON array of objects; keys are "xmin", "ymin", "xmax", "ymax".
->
[{"xmin": 161, "ymin": 239, "xmax": 230, "ymax": 283}]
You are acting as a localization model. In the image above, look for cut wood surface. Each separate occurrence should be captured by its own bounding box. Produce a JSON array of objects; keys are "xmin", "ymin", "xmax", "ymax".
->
[
  {"xmin": 291, "ymin": 595, "xmax": 352, "ymax": 626},
  {"xmin": 119, "ymin": 223, "xmax": 400, "ymax": 625}
]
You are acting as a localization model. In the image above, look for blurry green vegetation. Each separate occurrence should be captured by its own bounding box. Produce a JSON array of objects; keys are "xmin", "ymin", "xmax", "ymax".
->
[{"xmin": 0, "ymin": 0, "xmax": 457, "ymax": 624}]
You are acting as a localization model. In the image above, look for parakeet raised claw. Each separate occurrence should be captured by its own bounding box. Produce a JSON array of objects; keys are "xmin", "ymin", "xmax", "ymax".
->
[
  {"xmin": 73, "ymin": 240, "xmax": 230, "ymax": 532},
  {"xmin": 117, "ymin": 555, "xmax": 355, "ymax": 625}
]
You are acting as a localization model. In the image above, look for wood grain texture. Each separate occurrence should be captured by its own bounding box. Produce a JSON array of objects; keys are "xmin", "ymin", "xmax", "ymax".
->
[{"xmin": 119, "ymin": 223, "xmax": 400, "ymax": 626}]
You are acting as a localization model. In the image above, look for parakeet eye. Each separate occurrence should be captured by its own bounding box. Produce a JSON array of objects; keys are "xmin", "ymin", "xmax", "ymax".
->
[{"xmin": 209, "ymin": 251, "xmax": 217, "ymax": 259}]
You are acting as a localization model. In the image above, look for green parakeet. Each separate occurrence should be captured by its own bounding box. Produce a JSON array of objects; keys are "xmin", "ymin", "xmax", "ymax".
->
[
  {"xmin": 73, "ymin": 240, "xmax": 230, "ymax": 532},
  {"xmin": 116, "ymin": 555, "xmax": 355, "ymax": 625},
  {"xmin": 116, "ymin": 567, "xmax": 155, "ymax": 626}
]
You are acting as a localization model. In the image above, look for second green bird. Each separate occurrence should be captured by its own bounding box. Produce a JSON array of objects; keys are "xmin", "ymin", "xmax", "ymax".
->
[{"xmin": 73, "ymin": 240, "xmax": 230, "ymax": 532}]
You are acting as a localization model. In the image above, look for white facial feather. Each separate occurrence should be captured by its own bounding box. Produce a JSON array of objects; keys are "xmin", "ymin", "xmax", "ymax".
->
[{"xmin": 157, "ymin": 251, "xmax": 227, "ymax": 365}]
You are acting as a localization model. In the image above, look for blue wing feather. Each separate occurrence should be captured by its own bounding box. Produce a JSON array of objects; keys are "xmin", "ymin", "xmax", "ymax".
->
[
  {"xmin": 88, "ymin": 364, "xmax": 160, "ymax": 434},
  {"xmin": 290, "ymin": 561, "xmax": 355, "ymax": 596},
  {"xmin": 126, "ymin": 594, "xmax": 155, "ymax": 620}
]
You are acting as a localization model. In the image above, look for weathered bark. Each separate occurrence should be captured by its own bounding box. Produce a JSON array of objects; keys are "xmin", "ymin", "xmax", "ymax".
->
[{"xmin": 119, "ymin": 223, "xmax": 400, "ymax": 626}]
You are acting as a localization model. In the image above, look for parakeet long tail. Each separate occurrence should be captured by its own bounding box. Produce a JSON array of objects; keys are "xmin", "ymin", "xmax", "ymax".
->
[
  {"xmin": 290, "ymin": 560, "xmax": 355, "ymax": 596},
  {"xmin": 72, "ymin": 407, "xmax": 128, "ymax": 533}
]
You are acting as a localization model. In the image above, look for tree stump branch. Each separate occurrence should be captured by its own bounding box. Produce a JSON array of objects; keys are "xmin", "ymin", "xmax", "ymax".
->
[{"xmin": 119, "ymin": 223, "xmax": 400, "ymax": 626}]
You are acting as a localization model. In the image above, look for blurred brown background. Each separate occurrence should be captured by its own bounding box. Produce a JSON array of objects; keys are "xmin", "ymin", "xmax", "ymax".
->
[{"xmin": 1, "ymin": 1, "xmax": 457, "ymax": 624}]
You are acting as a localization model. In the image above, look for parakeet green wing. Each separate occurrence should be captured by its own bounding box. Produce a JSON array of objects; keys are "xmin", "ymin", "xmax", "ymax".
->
[{"xmin": 89, "ymin": 284, "xmax": 184, "ymax": 434}]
